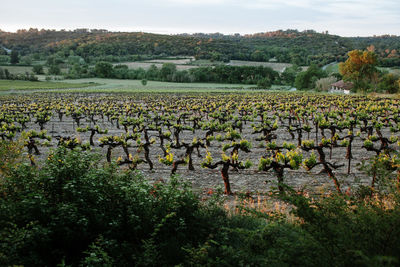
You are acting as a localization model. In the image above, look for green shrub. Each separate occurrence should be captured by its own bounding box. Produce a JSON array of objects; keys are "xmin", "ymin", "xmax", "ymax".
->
[
  {"xmin": 0, "ymin": 140, "xmax": 23, "ymax": 176},
  {"xmin": 280, "ymin": 186, "xmax": 400, "ymax": 266},
  {"xmin": 0, "ymin": 147, "xmax": 228, "ymax": 266},
  {"xmin": 1, "ymin": 146, "xmax": 400, "ymax": 266}
]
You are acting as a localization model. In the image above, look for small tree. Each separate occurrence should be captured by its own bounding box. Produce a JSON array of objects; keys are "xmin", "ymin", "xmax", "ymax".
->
[
  {"xmin": 10, "ymin": 50, "xmax": 19, "ymax": 64},
  {"xmin": 48, "ymin": 64, "xmax": 61, "ymax": 75},
  {"xmin": 257, "ymin": 77, "xmax": 272, "ymax": 89},
  {"xmin": 32, "ymin": 65, "xmax": 44, "ymax": 75},
  {"xmin": 160, "ymin": 63, "xmax": 177, "ymax": 81},
  {"xmin": 94, "ymin": 62, "xmax": 114, "ymax": 78},
  {"xmin": 377, "ymin": 73, "xmax": 399, "ymax": 94},
  {"xmin": 294, "ymin": 64, "xmax": 326, "ymax": 90},
  {"xmin": 339, "ymin": 50, "xmax": 378, "ymax": 92}
]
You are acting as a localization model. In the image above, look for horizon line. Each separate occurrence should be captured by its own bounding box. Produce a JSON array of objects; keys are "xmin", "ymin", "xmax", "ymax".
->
[{"xmin": 0, "ymin": 27, "xmax": 398, "ymax": 38}]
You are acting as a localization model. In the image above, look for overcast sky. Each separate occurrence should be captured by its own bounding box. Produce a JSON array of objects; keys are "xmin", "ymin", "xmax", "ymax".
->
[{"xmin": 1, "ymin": 0, "xmax": 399, "ymax": 36}]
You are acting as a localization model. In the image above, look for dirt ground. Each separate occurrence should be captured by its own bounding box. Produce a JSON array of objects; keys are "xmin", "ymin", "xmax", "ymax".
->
[{"xmin": 20, "ymin": 109, "xmax": 394, "ymax": 196}]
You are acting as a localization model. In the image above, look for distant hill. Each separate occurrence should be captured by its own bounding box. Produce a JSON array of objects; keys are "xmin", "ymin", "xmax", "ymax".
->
[{"xmin": 0, "ymin": 28, "xmax": 399, "ymax": 66}]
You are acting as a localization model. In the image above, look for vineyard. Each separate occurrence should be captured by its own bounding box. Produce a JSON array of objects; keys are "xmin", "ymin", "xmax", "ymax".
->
[{"xmin": 1, "ymin": 92, "xmax": 399, "ymax": 195}]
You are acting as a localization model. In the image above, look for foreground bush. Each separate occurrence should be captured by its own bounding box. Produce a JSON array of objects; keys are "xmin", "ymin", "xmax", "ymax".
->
[
  {"xmin": 280, "ymin": 186, "xmax": 400, "ymax": 266},
  {"xmin": 0, "ymin": 147, "xmax": 400, "ymax": 266},
  {"xmin": 0, "ymin": 147, "xmax": 230, "ymax": 266}
]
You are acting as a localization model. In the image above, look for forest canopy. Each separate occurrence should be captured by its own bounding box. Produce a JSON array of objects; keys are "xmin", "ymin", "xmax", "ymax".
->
[{"xmin": 1, "ymin": 28, "xmax": 399, "ymax": 66}]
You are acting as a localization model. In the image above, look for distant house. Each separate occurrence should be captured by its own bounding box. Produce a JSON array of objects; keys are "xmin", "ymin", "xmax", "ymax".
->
[
  {"xmin": 0, "ymin": 46, "xmax": 11, "ymax": 54},
  {"xmin": 329, "ymin": 80, "xmax": 353, "ymax": 94}
]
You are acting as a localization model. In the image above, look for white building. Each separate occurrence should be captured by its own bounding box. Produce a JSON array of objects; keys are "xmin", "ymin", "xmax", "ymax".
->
[{"xmin": 329, "ymin": 80, "xmax": 353, "ymax": 94}]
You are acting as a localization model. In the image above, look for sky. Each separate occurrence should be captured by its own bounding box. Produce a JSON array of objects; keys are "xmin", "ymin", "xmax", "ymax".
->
[{"xmin": 1, "ymin": 0, "xmax": 399, "ymax": 37}]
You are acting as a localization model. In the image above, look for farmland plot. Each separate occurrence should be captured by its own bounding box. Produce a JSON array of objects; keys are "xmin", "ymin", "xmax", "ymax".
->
[{"xmin": 1, "ymin": 92, "xmax": 399, "ymax": 195}]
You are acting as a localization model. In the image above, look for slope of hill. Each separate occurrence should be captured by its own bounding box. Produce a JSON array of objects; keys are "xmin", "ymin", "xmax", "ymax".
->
[{"xmin": 0, "ymin": 28, "xmax": 399, "ymax": 66}]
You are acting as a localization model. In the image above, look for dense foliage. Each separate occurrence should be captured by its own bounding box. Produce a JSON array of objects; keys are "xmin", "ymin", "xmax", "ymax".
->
[
  {"xmin": 1, "ymin": 145, "xmax": 400, "ymax": 266},
  {"xmin": 78, "ymin": 62, "xmax": 280, "ymax": 85},
  {"xmin": 1, "ymin": 28, "xmax": 400, "ymax": 66},
  {"xmin": 0, "ymin": 67, "xmax": 38, "ymax": 81}
]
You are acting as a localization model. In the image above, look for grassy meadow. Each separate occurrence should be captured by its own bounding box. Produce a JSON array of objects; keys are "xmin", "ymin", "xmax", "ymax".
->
[{"xmin": 0, "ymin": 80, "xmax": 97, "ymax": 92}]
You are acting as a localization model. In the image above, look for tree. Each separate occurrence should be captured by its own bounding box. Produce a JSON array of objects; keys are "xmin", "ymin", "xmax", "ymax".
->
[
  {"xmin": 281, "ymin": 64, "xmax": 301, "ymax": 86},
  {"xmin": 32, "ymin": 65, "xmax": 44, "ymax": 75},
  {"xmin": 257, "ymin": 77, "xmax": 272, "ymax": 89},
  {"xmin": 10, "ymin": 50, "xmax": 19, "ymax": 64},
  {"xmin": 339, "ymin": 50, "xmax": 378, "ymax": 92},
  {"xmin": 48, "ymin": 64, "xmax": 61, "ymax": 75},
  {"xmin": 294, "ymin": 64, "xmax": 326, "ymax": 90},
  {"xmin": 160, "ymin": 63, "xmax": 177, "ymax": 81},
  {"xmin": 377, "ymin": 73, "xmax": 399, "ymax": 94},
  {"xmin": 21, "ymin": 55, "xmax": 33, "ymax": 65},
  {"xmin": 94, "ymin": 62, "xmax": 114, "ymax": 78}
]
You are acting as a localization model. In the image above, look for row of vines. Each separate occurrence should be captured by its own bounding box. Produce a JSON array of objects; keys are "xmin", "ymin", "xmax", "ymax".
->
[{"xmin": 1, "ymin": 92, "xmax": 399, "ymax": 194}]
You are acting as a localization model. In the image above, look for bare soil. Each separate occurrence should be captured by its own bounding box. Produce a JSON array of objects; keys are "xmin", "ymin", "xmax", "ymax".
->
[{"xmin": 23, "ymin": 110, "xmax": 394, "ymax": 196}]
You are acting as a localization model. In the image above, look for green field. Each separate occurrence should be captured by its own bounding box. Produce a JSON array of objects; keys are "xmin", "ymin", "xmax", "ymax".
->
[
  {"xmin": 0, "ymin": 65, "xmax": 68, "ymax": 75},
  {"xmin": 379, "ymin": 67, "xmax": 400, "ymax": 76},
  {"xmin": 0, "ymin": 65, "xmax": 34, "ymax": 74},
  {"xmin": 324, "ymin": 62, "xmax": 339, "ymax": 73},
  {"xmin": 114, "ymin": 61, "xmax": 197, "ymax": 71},
  {"xmin": 51, "ymin": 78, "xmax": 262, "ymax": 93},
  {"xmin": 0, "ymin": 77, "xmax": 294, "ymax": 94},
  {"xmin": 228, "ymin": 60, "xmax": 294, "ymax": 72},
  {"xmin": 0, "ymin": 80, "xmax": 97, "ymax": 92},
  {"xmin": 189, "ymin": 59, "xmax": 225, "ymax": 66},
  {"xmin": 0, "ymin": 78, "xmax": 258, "ymax": 94}
]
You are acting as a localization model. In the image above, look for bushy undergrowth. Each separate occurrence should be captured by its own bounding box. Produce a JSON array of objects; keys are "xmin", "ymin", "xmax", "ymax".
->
[{"xmin": 0, "ymin": 145, "xmax": 400, "ymax": 266}]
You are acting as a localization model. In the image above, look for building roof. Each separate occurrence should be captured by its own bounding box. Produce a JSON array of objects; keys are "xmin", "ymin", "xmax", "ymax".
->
[{"xmin": 331, "ymin": 80, "xmax": 353, "ymax": 90}]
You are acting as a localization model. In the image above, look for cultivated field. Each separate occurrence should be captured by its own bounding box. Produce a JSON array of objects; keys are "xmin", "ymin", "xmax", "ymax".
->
[
  {"xmin": 0, "ymin": 79, "xmax": 258, "ymax": 94},
  {"xmin": 46, "ymin": 78, "xmax": 257, "ymax": 92},
  {"xmin": 144, "ymin": 58, "xmax": 194, "ymax": 64},
  {"xmin": 1, "ymin": 65, "xmax": 68, "ymax": 75},
  {"xmin": 1, "ymin": 92, "xmax": 398, "ymax": 195},
  {"xmin": 0, "ymin": 80, "xmax": 96, "ymax": 93},
  {"xmin": 227, "ymin": 60, "xmax": 293, "ymax": 72},
  {"xmin": 115, "ymin": 59, "xmax": 302, "ymax": 72},
  {"xmin": 113, "ymin": 61, "xmax": 197, "ymax": 71}
]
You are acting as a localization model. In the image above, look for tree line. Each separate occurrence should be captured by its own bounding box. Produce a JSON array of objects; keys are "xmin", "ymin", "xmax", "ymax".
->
[{"xmin": 67, "ymin": 62, "xmax": 280, "ymax": 87}]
